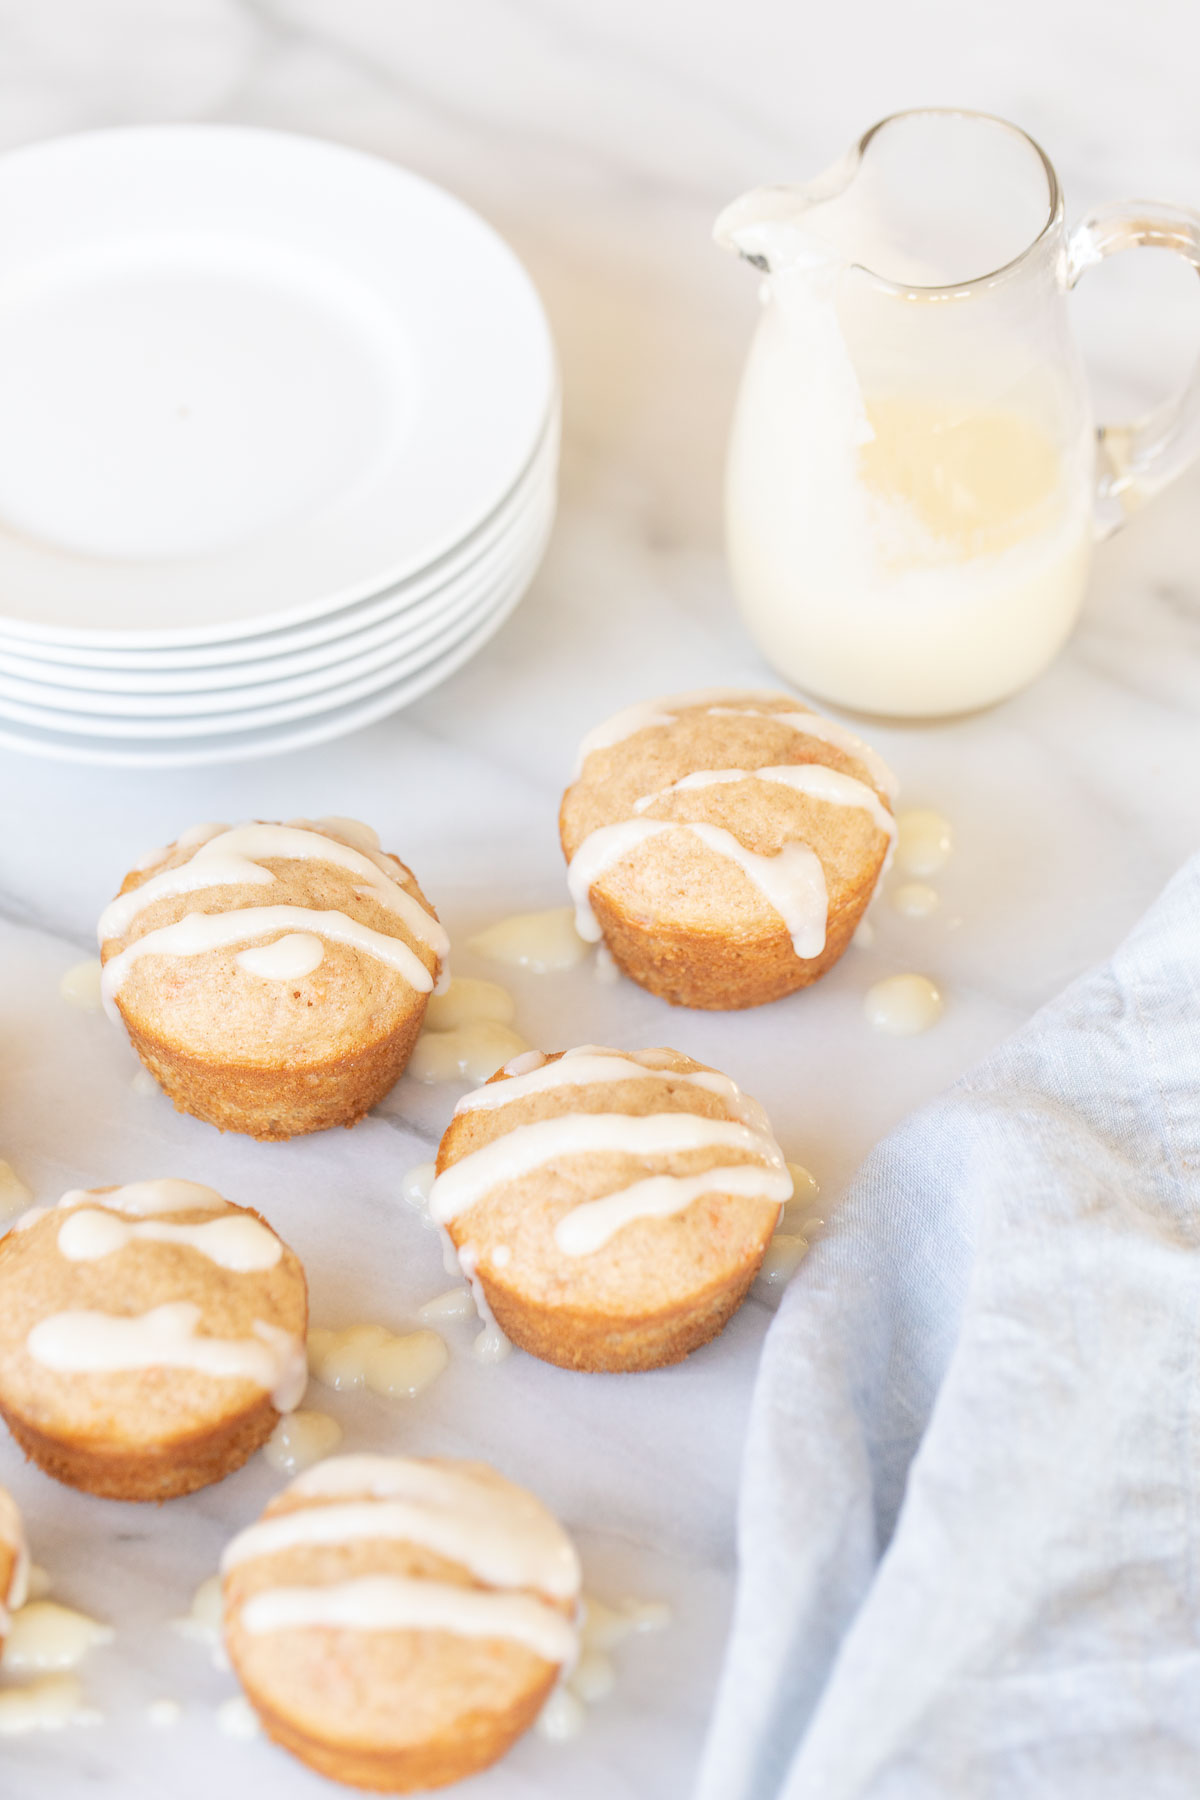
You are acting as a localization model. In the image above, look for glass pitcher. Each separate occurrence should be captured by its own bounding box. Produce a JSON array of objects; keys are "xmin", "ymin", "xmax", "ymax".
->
[{"xmin": 716, "ymin": 108, "xmax": 1200, "ymax": 718}]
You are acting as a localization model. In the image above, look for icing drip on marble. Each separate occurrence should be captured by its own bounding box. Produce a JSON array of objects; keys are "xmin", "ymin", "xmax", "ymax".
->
[
  {"xmin": 59, "ymin": 959, "xmax": 104, "ymax": 1012},
  {"xmin": 537, "ymin": 1591, "xmax": 671, "ymax": 1743},
  {"xmin": 466, "ymin": 907, "xmax": 588, "ymax": 972},
  {"xmin": 894, "ymin": 809, "xmax": 953, "ymax": 877},
  {"xmin": 0, "ymin": 1674, "xmax": 101, "ymax": 1734},
  {"xmin": 864, "ymin": 973, "xmax": 944, "ymax": 1035},
  {"xmin": 263, "ymin": 1409, "xmax": 343, "ymax": 1476},
  {"xmin": 306, "ymin": 1323, "xmax": 448, "ymax": 1400},
  {"xmin": 411, "ymin": 977, "xmax": 528, "ymax": 1084},
  {"xmin": 2, "ymin": 1603, "xmax": 113, "ymax": 1673}
]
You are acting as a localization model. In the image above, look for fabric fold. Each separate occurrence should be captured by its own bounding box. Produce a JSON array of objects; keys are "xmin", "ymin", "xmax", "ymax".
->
[{"xmin": 697, "ymin": 853, "xmax": 1200, "ymax": 1800}]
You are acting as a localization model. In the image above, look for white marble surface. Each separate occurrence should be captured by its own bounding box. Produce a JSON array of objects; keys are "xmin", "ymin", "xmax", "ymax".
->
[{"xmin": 2, "ymin": 2, "xmax": 1200, "ymax": 1796}]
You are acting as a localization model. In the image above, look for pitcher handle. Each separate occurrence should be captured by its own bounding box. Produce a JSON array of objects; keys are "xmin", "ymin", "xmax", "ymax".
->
[{"xmin": 1067, "ymin": 201, "xmax": 1200, "ymax": 537}]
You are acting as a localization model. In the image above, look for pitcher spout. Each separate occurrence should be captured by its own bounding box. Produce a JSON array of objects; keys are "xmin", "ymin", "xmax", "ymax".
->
[{"xmin": 714, "ymin": 149, "xmax": 861, "ymax": 274}]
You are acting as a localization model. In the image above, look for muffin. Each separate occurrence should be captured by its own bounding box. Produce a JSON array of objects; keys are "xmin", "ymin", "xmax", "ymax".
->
[
  {"xmin": 0, "ymin": 1484, "xmax": 29, "ymax": 1650},
  {"xmin": 560, "ymin": 687, "xmax": 896, "ymax": 1008},
  {"xmin": 0, "ymin": 1179, "xmax": 308, "ymax": 1501},
  {"xmin": 99, "ymin": 817, "xmax": 449, "ymax": 1140},
  {"xmin": 222, "ymin": 1453, "xmax": 580, "ymax": 1792},
  {"xmin": 431, "ymin": 1044, "xmax": 793, "ymax": 1372}
]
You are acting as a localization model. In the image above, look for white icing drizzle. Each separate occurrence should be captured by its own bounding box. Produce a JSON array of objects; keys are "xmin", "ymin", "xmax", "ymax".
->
[
  {"xmin": 454, "ymin": 1045, "xmax": 770, "ymax": 1132},
  {"xmin": 566, "ymin": 818, "xmax": 828, "ymax": 958},
  {"xmin": 15, "ymin": 1178, "xmax": 230, "ymax": 1234},
  {"xmin": 62, "ymin": 1178, "xmax": 227, "ymax": 1217},
  {"xmin": 573, "ymin": 688, "xmax": 897, "ymax": 800},
  {"xmin": 418, "ymin": 1287, "xmax": 475, "ymax": 1323},
  {"xmin": 555, "ymin": 1161, "xmax": 792, "ymax": 1256},
  {"xmin": 430, "ymin": 1112, "xmax": 785, "ymax": 1227},
  {"xmin": 133, "ymin": 821, "xmax": 228, "ymax": 872},
  {"xmin": 312, "ymin": 816, "xmax": 381, "ymax": 854},
  {"xmin": 26, "ymin": 1304, "xmax": 306, "ymax": 1412},
  {"xmin": 706, "ymin": 708, "xmax": 899, "ymax": 800},
  {"xmin": 227, "ymin": 1458, "xmax": 578, "ymax": 1662},
  {"xmin": 455, "ymin": 1243, "xmax": 513, "ymax": 1363},
  {"xmin": 224, "ymin": 1491, "xmax": 575, "ymax": 1598},
  {"xmin": 572, "ymin": 687, "xmax": 759, "ymax": 775},
  {"xmin": 239, "ymin": 1575, "xmax": 576, "ymax": 1664},
  {"xmin": 100, "ymin": 904, "xmax": 435, "ymax": 1021},
  {"xmin": 632, "ymin": 764, "xmax": 896, "ymax": 840},
  {"xmin": 236, "ymin": 934, "xmax": 325, "ymax": 980},
  {"xmin": 99, "ymin": 822, "xmax": 447, "ymax": 954},
  {"xmin": 55, "ymin": 1208, "xmax": 281, "ymax": 1273},
  {"xmin": 271, "ymin": 1459, "xmax": 578, "ymax": 1591}
]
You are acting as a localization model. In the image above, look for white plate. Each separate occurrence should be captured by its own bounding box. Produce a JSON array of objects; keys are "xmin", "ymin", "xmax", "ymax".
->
[
  {"xmin": 0, "ymin": 475, "xmax": 554, "ymax": 715},
  {"xmin": 0, "ymin": 537, "xmax": 542, "ymax": 767},
  {"xmin": 0, "ymin": 403, "xmax": 559, "ymax": 674},
  {"xmin": 0, "ymin": 126, "xmax": 554, "ymax": 644},
  {"xmin": 0, "ymin": 489, "xmax": 554, "ymax": 727},
  {"xmin": 0, "ymin": 506, "xmax": 551, "ymax": 745}
]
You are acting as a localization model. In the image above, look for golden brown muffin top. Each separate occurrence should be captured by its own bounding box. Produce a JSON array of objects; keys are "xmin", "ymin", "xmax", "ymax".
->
[
  {"xmin": 0, "ymin": 1181, "xmax": 307, "ymax": 1447},
  {"xmin": 433, "ymin": 1046, "xmax": 791, "ymax": 1318},
  {"xmin": 98, "ymin": 818, "xmax": 446, "ymax": 1068},
  {"xmin": 560, "ymin": 688, "xmax": 895, "ymax": 952},
  {"xmin": 222, "ymin": 1455, "xmax": 578, "ymax": 1754}
]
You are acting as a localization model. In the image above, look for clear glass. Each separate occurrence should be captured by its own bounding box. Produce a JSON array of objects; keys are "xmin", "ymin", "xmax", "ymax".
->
[{"xmin": 717, "ymin": 109, "xmax": 1200, "ymax": 718}]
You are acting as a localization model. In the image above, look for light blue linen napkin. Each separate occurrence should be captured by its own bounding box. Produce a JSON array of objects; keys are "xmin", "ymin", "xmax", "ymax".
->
[{"xmin": 697, "ymin": 852, "xmax": 1200, "ymax": 1800}]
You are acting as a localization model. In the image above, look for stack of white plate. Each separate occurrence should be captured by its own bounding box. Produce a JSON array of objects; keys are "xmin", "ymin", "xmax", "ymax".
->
[{"xmin": 0, "ymin": 127, "xmax": 558, "ymax": 767}]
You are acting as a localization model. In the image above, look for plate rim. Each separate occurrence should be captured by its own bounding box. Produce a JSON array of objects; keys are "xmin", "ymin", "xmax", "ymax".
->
[{"xmin": 0, "ymin": 124, "xmax": 556, "ymax": 646}]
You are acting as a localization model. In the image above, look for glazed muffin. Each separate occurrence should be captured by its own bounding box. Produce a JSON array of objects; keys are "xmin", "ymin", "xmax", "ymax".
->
[
  {"xmin": 432, "ymin": 1045, "xmax": 793, "ymax": 1372},
  {"xmin": 0, "ymin": 1484, "xmax": 29, "ymax": 1652},
  {"xmin": 0, "ymin": 1179, "xmax": 307, "ymax": 1502},
  {"xmin": 559, "ymin": 686, "xmax": 896, "ymax": 1008},
  {"xmin": 99, "ymin": 817, "xmax": 449, "ymax": 1140},
  {"xmin": 222, "ymin": 1454, "xmax": 580, "ymax": 1792}
]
